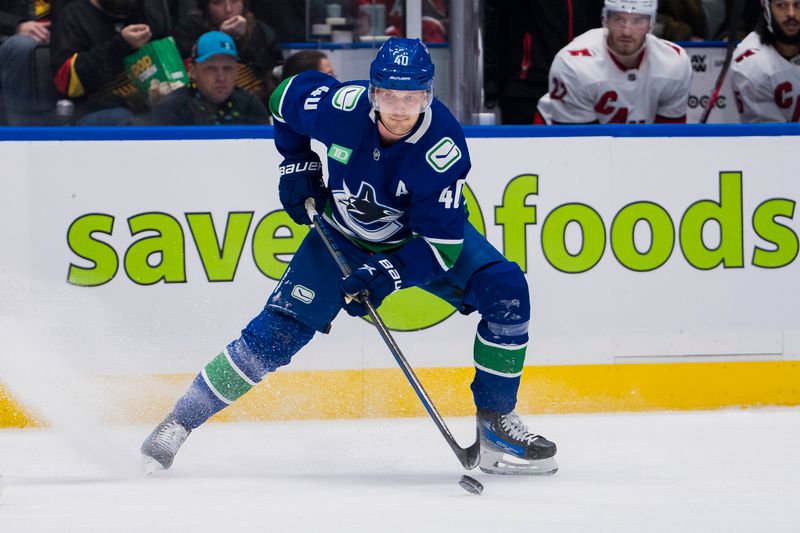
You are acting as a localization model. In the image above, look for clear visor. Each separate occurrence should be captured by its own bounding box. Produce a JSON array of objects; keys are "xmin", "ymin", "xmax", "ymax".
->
[{"xmin": 368, "ymin": 86, "xmax": 434, "ymax": 114}]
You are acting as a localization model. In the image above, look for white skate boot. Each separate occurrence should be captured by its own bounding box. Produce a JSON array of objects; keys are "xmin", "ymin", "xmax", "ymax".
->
[{"xmin": 141, "ymin": 414, "xmax": 191, "ymax": 473}]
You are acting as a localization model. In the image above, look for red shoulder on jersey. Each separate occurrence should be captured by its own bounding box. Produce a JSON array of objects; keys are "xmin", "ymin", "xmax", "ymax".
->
[
  {"xmin": 568, "ymin": 48, "xmax": 593, "ymax": 57},
  {"xmin": 735, "ymin": 49, "xmax": 755, "ymax": 63}
]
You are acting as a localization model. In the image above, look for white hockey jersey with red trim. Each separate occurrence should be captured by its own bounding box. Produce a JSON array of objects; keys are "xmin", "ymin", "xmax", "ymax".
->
[
  {"xmin": 730, "ymin": 31, "xmax": 800, "ymax": 123},
  {"xmin": 536, "ymin": 28, "xmax": 691, "ymax": 124}
]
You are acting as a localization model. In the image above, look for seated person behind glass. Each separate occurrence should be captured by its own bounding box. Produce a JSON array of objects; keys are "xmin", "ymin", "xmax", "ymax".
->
[
  {"xmin": 280, "ymin": 50, "xmax": 335, "ymax": 81},
  {"xmin": 145, "ymin": 31, "xmax": 268, "ymax": 125}
]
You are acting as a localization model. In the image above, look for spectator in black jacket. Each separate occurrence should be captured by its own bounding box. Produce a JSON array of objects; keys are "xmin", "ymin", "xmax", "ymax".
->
[
  {"xmin": 483, "ymin": 0, "xmax": 605, "ymax": 124},
  {"xmin": 145, "ymin": 30, "xmax": 268, "ymax": 125},
  {"xmin": 172, "ymin": 0, "xmax": 282, "ymax": 106},
  {"xmin": 50, "ymin": 0, "xmax": 178, "ymax": 125},
  {"xmin": 0, "ymin": 0, "xmax": 53, "ymax": 124}
]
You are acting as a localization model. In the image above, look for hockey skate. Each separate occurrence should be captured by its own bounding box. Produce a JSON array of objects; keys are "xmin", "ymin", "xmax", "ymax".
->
[
  {"xmin": 477, "ymin": 409, "xmax": 558, "ymax": 475},
  {"xmin": 141, "ymin": 414, "xmax": 191, "ymax": 473}
]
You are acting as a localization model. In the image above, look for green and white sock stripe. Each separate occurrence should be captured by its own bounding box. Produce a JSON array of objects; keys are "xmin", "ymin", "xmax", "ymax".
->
[
  {"xmin": 268, "ymin": 75, "xmax": 295, "ymax": 123},
  {"xmin": 473, "ymin": 332, "xmax": 527, "ymax": 378},
  {"xmin": 423, "ymin": 237, "xmax": 464, "ymax": 270},
  {"xmin": 201, "ymin": 348, "xmax": 257, "ymax": 404}
]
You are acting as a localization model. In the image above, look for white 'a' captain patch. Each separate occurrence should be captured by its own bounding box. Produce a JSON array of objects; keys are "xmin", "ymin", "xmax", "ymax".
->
[
  {"xmin": 425, "ymin": 137, "xmax": 461, "ymax": 173},
  {"xmin": 331, "ymin": 85, "xmax": 366, "ymax": 111},
  {"xmin": 395, "ymin": 180, "xmax": 408, "ymax": 196}
]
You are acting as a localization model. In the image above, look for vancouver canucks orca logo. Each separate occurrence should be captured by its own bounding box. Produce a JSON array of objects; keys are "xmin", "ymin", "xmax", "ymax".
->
[{"xmin": 332, "ymin": 182, "xmax": 404, "ymax": 241}]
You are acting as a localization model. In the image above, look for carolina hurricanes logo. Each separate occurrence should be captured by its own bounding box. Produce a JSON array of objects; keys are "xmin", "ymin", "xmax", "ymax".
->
[{"xmin": 332, "ymin": 182, "xmax": 404, "ymax": 241}]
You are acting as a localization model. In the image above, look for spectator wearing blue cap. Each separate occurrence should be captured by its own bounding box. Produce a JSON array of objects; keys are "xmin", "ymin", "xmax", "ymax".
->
[
  {"xmin": 172, "ymin": 0, "xmax": 282, "ymax": 107},
  {"xmin": 145, "ymin": 30, "xmax": 268, "ymax": 125}
]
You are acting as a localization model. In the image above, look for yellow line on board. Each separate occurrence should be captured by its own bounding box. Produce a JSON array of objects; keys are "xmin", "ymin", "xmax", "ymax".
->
[{"xmin": 2, "ymin": 361, "xmax": 799, "ymax": 428}]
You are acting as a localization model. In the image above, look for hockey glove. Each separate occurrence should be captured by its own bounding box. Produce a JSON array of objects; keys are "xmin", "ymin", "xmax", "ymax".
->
[
  {"xmin": 278, "ymin": 156, "xmax": 328, "ymax": 225},
  {"xmin": 339, "ymin": 254, "xmax": 405, "ymax": 316}
]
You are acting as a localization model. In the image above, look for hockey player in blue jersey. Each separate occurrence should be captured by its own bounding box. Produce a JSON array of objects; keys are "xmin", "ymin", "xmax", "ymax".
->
[{"xmin": 141, "ymin": 38, "xmax": 557, "ymax": 475}]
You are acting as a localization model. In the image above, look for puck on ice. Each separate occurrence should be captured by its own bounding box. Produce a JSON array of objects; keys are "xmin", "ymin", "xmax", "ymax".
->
[{"xmin": 458, "ymin": 474, "xmax": 483, "ymax": 495}]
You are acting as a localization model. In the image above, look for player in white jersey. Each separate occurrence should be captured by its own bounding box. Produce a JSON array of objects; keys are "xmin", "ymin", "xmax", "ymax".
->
[
  {"xmin": 730, "ymin": 0, "xmax": 800, "ymax": 122},
  {"xmin": 536, "ymin": 0, "xmax": 691, "ymax": 124}
]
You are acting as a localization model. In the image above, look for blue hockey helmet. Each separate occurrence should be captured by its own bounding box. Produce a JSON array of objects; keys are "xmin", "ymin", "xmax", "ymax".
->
[{"xmin": 369, "ymin": 38, "xmax": 434, "ymax": 113}]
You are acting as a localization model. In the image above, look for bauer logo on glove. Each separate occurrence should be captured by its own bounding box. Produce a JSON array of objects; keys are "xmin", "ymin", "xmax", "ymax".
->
[
  {"xmin": 278, "ymin": 156, "xmax": 328, "ymax": 226},
  {"xmin": 340, "ymin": 254, "xmax": 405, "ymax": 316},
  {"xmin": 376, "ymin": 258, "xmax": 402, "ymax": 290},
  {"xmin": 279, "ymin": 160, "xmax": 322, "ymax": 176}
]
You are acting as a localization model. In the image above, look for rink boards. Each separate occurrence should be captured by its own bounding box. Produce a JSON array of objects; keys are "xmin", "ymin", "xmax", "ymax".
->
[{"xmin": 1, "ymin": 124, "xmax": 799, "ymax": 427}]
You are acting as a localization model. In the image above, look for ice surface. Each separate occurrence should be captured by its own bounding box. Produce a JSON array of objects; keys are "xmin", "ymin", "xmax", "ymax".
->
[{"xmin": 1, "ymin": 409, "xmax": 799, "ymax": 532}]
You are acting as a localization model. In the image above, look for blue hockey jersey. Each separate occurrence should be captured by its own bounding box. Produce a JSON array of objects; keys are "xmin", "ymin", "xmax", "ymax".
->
[{"xmin": 269, "ymin": 70, "xmax": 471, "ymax": 287}]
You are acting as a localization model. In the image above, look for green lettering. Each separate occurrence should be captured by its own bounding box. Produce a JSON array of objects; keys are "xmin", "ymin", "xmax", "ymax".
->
[
  {"xmin": 611, "ymin": 202, "xmax": 675, "ymax": 272},
  {"xmin": 67, "ymin": 214, "xmax": 118, "ymax": 286},
  {"xmin": 752, "ymin": 199, "xmax": 798, "ymax": 268},
  {"xmin": 680, "ymin": 171, "xmax": 744, "ymax": 270},
  {"xmin": 252, "ymin": 210, "xmax": 309, "ymax": 280},
  {"xmin": 495, "ymin": 174, "xmax": 537, "ymax": 271},
  {"xmin": 125, "ymin": 213, "xmax": 186, "ymax": 285},
  {"xmin": 186, "ymin": 212, "xmax": 253, "ymax": 282},
  {"xmin": 541, "ymin": 204, "xmax": 606, "ymax": 273}
]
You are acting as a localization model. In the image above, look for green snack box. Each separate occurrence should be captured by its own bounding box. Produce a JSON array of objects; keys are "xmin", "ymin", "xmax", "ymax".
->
[{"xmin": 123, "ymin": 36, "xmax": 189, "ymax": 97}]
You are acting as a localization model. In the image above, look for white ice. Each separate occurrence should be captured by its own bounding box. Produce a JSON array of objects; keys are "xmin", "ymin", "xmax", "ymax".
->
[{"xmin": 1, "ymin": 409, "xmax": 799, "ymax": 533}]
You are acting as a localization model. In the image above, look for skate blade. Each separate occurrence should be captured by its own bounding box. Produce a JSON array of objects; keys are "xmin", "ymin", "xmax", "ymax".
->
[
  {"xmin": 141, "ymin": 454, "xmax": 164, "ymax": 476},
  {"xmin": 479, "ymin": 450, "xmax": 558, "ymax": 476}
]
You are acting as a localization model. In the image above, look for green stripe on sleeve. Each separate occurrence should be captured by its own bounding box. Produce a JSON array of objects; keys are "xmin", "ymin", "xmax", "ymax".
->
[{"xmin": 269, "ymin": 75, "xmax": 295, "ymax": 120}]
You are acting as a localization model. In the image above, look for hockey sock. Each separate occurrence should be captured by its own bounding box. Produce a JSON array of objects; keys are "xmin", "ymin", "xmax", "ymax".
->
[
  {"xmin": 470, "ymin": 319, "xmax": 527, "ymax": 413},
  {"xmin": 172, "ymin": 345, "xmax": 254, "ymax": 430},
  {"xmin": 172, "ymin": 310, "xmax": 315, "ymax": 429}
]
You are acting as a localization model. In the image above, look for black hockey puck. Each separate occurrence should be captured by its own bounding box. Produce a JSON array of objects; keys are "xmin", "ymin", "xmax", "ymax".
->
[{"xmin": 458, "ymin": 475, "xmax": 484, "ymax": 495}]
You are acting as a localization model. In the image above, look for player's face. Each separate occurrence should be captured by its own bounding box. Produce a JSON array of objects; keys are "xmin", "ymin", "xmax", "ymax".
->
[
  {"xmin": 606, "ymin": 11, "xmax": 650, "ymax": 56},
  {"xmin": 192, "ymin": 55, "xmax": 238, "ymax": 104},
  {"xmin": 374, "ymin": 88, "xmax": 427, "ymax": 132},
  {"xmin": 772, "ymin": 0, "xmax": 800, "ymax": 37}
]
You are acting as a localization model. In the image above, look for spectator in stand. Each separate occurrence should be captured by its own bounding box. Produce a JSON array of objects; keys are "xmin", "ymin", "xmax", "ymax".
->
[
  {"xmin": 172, "ymin": 0, "xmax": 282, "ymax": 106},
  {"xmin": 0, "ymin": 0, "xmax": 53, "ymax": 124},
  {"xmin": 536, "ymin": 0, "xmax": 692, "ymax": 124},
  {"xmin": 718, "ymin": 0, "xmax": 764, "ymax": 41},
  {"xmin": 654, "ymin": 0, "xmax": 761, "ymax": 41},
  {"xmin": 655, "ymin": 0, "xmax": 708, "ymax": 40},
  {"xmin": 279, "ymin": 49, "xmax": 334, "ymax": 81},
  {"xmin": 50, "ymin": 0, "xmax": 176, "ymax": 125},
  {"xmin": 483, "ymin": 0, "xmax": 605, "ymax": 124},
  {"xmin": 730, "ymin": 0, "xmax": 800, "ymax": 122},
  {"xmin": 145, "ymin": 31, "xmax": 268, "ymax": 125}
]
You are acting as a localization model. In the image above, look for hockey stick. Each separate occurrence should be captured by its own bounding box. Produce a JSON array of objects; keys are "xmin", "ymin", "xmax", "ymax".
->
[
  {"xmin": 699, "ymin": 0, "xmax": 747, "ymax": 123},
  {"xmin": 305, "ymin": 198, "xmax": 481, "ymax": 470}
]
